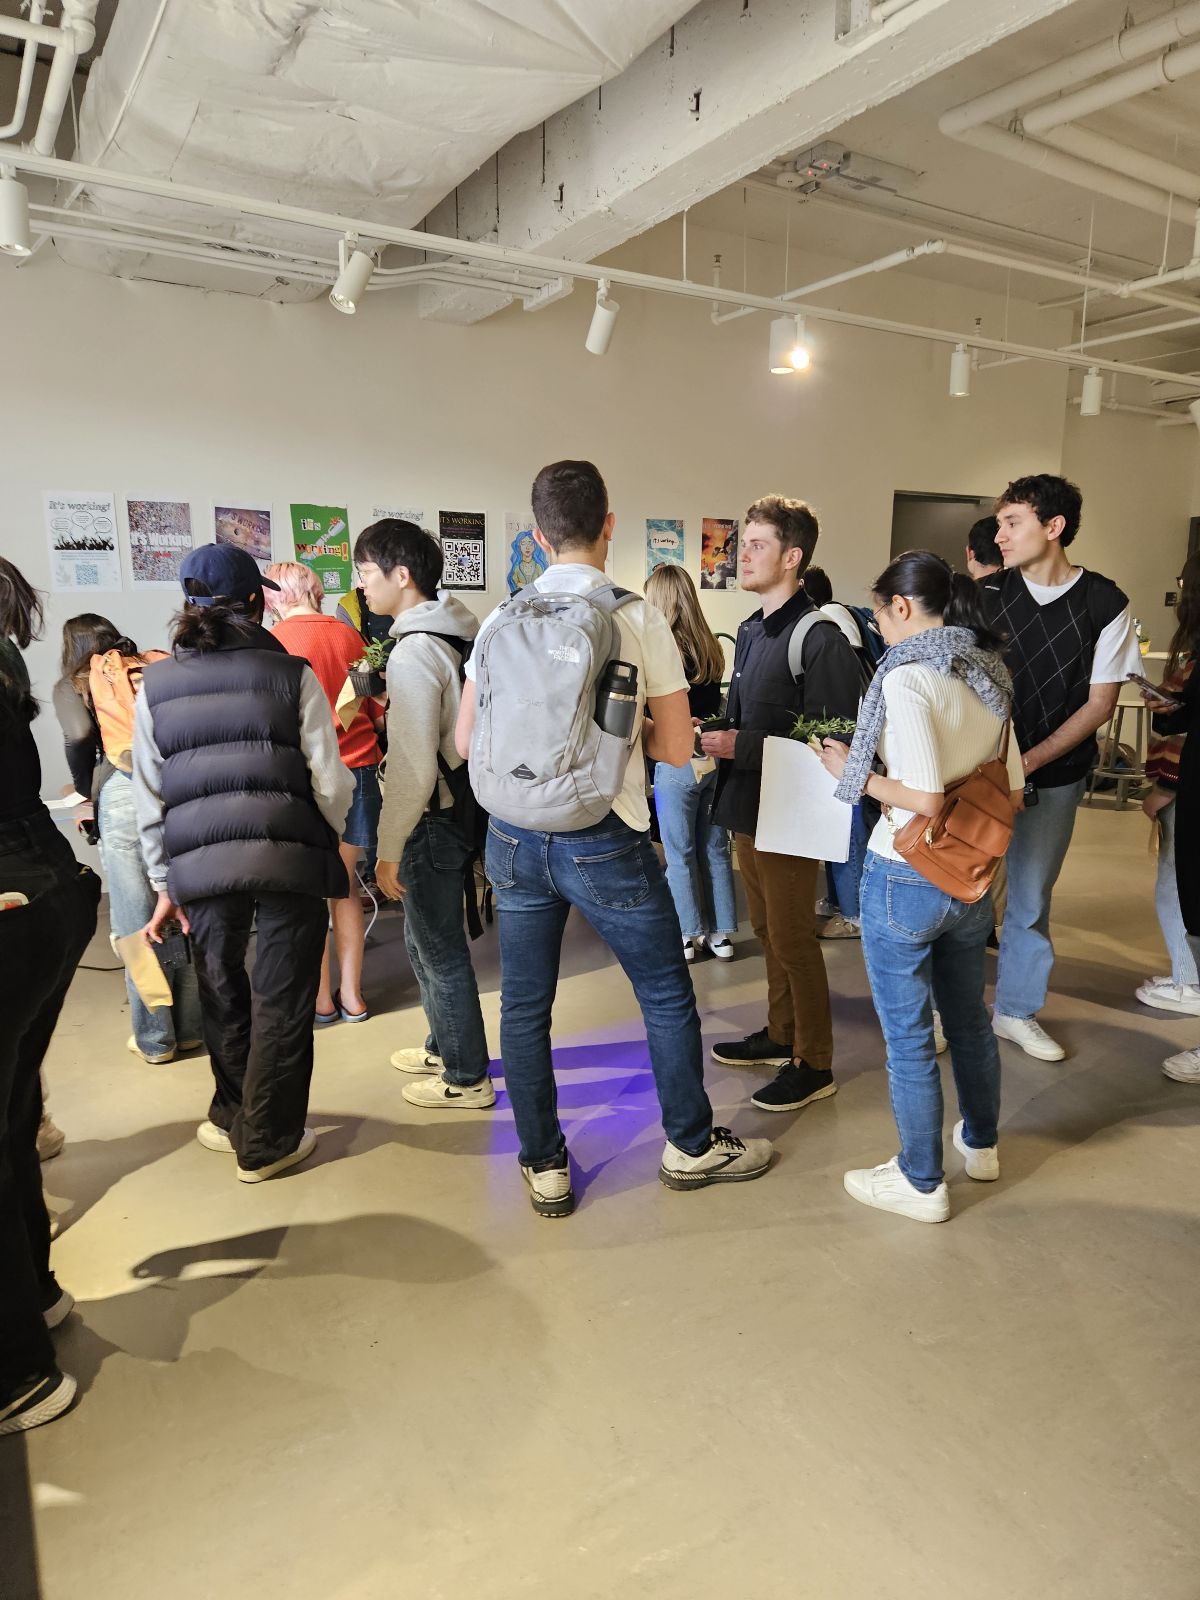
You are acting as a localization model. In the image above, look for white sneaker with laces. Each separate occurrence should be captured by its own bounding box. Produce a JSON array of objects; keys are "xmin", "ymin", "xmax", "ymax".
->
[
  {"xmin": 43, "ymin": 1289, "xmax": 74, "ymax": 1330},
  {"xmin": 1162, "ymin": 1046, "xmax": 1200, "ymax": 1084},
  {"xmin": 659, "ymin": 1126, "xmax": 772, "ymax": 1190},
  {"xmin": 237, "ymin": 1128, "xmax": 317, "ymax": 1183},
  {"xmin": 952, "ymin": 1119, "xmax": 1000, "ymax": 1181},
  {"xmin": 390, "ymin": 1047, "xmax": 445, "ymax": 1074},
  {"xmin": 520, "ymin": 1161, "xmax": 574, "ymax": 1218},
  {"xmin": 843, "ymin": 1156, "xmax": 950, "ymax": 1222},
  {"xmin": 402, "ymin": 1072, "xmax": 497, "ymax": 1109},
  {"xmin": 1136, "ymin": 977, "xmax": 1200, "ymax": 1016},
  {"xmin": 991, "ymin": 1011, "xmax": 1066, "ymax": 1062},
  {"xmin": 932, "ymin": 1009, "xmax": 948, "ymax": 1056},
  {"xmin": 708, "ymin": 937, "xmax": 735, "ymax": 961},
  {"xmin": 196, "ymin": 1120, "xmax": 234, "ymax": 1153}
]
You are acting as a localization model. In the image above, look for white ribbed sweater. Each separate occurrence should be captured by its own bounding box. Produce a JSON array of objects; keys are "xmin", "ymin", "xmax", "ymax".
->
[{"xmin": 869, "ymin": 664, "xmax": 1025, "ymax": 862}]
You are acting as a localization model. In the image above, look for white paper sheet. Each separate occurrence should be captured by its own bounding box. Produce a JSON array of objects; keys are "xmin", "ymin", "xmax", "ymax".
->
[
  {"xmin": 45, "ymin": 490, "xmax": 122, "ymax": 592},
  {"xmin": 755, "ymin": 736, "xmax": 852, "ymax": 863}
]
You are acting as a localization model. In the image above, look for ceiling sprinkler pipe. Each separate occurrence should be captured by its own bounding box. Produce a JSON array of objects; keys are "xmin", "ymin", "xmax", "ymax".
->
[
  {"xmin": 0, "ymin": 1, "xmax": 45, "ymax": 142},
  {"xmin": 28, "ymin": 0, "xmax": 100, "ymax": 158}
]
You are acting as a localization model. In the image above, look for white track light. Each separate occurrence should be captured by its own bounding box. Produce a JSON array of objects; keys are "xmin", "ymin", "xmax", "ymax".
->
[
  {"xmin": 330, "ymin": 235, "xmax": 374, "ymax": 313},
  {"xmin": 769, "ymin": 314, "xmax": 811, "ymax": 375},
  {"xmin": 949, "ymin": 343, "xmax": 971, "ymax": 397},
  {"xmin": 0, "ymin": 170, "xmax": 31, "ymax": 257},
  {"xmin": 585, "ymin": 279, "xmax": 620, "ymax": 355},
  {"xmin": 1080, "ymin": 367, "xmax": 1104, "ymax": 417}
]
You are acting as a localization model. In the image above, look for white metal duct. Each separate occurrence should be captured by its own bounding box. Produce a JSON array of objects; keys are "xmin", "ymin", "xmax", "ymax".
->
[{"xmin": 56, "ymin": 0, "xmax": 695, "ymax": 296}]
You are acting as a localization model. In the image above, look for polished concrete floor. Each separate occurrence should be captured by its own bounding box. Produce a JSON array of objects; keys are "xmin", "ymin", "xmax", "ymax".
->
[{"xmin": 3, "ymin": 803, "xmax": 1198, "ymax": 1600}]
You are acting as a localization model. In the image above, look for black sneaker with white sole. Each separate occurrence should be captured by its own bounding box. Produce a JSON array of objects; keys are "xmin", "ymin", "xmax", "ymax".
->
[
  {"xmin": 710, "ymin": 1028, "xmax": 792, "ymax": 1068},
  {"xmin": 659, "ymin": 1126, "xmax": 773, "ymax": 1189},
  {"xmin": 0, "ymin": 1369, "xmax": 77, "ymax": 1436},
  {"xmin": 751, "ymin": 1060, "xmax": 837, "ymax": 1112}
]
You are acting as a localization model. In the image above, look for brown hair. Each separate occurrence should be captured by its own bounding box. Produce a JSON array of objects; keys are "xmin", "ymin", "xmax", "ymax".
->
[
  {"xmin": 644, "ymin": 563, "xmax": 725, "ymax": 686},
  {"xmin": 531, "ymin": 460, "xmax": 609, "ymax": 552},
  {"xmin": 60, "ymin": 614, "xmax": 139, "ymax": 693},
  {"xmin": 745, "ymin": 495, "xmax": 820, "ymax": 573},
  {"xmin": 1166, "ymin": 550, "xmax": 1200, "ymax": 679}
]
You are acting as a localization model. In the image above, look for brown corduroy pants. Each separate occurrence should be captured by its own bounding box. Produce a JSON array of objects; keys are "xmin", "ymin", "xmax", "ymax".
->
[{"xmin": 735, "ymin": 834, "xmax": 834, "ymax": 1071}]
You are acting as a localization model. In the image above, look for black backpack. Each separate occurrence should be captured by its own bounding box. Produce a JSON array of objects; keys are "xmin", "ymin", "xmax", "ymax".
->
[{"xmin": 415, "ymin": 632, "xmax": 491, "ymax": 939}]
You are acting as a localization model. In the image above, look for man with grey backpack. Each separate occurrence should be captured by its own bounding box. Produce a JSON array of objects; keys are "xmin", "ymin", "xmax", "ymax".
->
[{"xmin": 457, "ymin": 460, "xmax": 772, "ymax": 1217}]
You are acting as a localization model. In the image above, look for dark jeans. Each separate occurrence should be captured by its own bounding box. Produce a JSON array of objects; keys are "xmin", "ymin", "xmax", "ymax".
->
[
  {"xmin": 399, "ymin": 816, "xmax": 490, "ymax": 1087},
  {"xmin": 185, "ymin": 891, "xmax": 329, "ymax": 1170},
  {"xmin": 486, "ymin": 813, "xmax": 713, "ymax": 1167},
  {"xmin": 0, "ymin": 812, "xmax": 99, "ymax": 1396}
]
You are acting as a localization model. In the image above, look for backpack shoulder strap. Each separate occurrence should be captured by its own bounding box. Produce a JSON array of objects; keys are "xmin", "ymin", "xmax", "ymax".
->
[
  {"xmin": 584, "ymin": 583, "xmax": 637, "ymax": 616},
  {"xmin": 786, "ymin": 610, "xmax": 837, "ymax": 682}
]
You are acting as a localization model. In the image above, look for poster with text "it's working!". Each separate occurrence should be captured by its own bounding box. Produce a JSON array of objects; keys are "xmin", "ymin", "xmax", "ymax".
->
[{"xmin": 291, "ymin": 504, "xmax": 351, "ymax": 597}]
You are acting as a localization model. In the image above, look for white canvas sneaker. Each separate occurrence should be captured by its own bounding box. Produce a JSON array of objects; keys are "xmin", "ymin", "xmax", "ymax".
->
[
  {"xmin": 843, "ymin": 1156, "xmax": 950, "ymax": 1223},
  {"xmin": 196, "ymin": 1120, "xmax": 234, "ymax": 1154},
  {"xmin": 659, "ymin": 1126, "xmax": 772, "ymax": 1190},
  {"xmin": 390, "ymin": 1047, "xmax": 445, "ymax": 1074},
  {"xmin": 402, "ymin": 1073, "xmax": 496, "ymax": 1109},
  {"xmin": 237, "ymin": 1128, "xmax": 317, "ymax": 1183},
  {"xmin": 683, "ymin": 937, "xmax": 700, "ymax": 962},
  {"xmin": 1136, "ymin": 977, "xmax": 1200, "ymax": 1016},
  {"xmin": 952, "ymin": 1119, "xmax": 1000, "ymax": 1181},
  {"xmin": 708, "ymin": 937, "xmax": 735, "ymax": 961},
  {"xmin": 991, "ymin": 1011, "xmax": 1066, "ymax": 1062},
  {"xmin": 1162, "ymin": 1046, "xmax": 1200, "ymax": 1084}
]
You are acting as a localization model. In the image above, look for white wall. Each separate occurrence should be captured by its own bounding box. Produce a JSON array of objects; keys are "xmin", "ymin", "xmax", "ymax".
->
[{"xmin": 4, "ymin": 213, "xmax": 1191, "ymax": 798}]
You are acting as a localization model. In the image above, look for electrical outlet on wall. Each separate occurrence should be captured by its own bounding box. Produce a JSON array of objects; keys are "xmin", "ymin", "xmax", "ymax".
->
[{"xmin": 1166, "ymin": 590, "xmax": 1179, "ymax": 606}]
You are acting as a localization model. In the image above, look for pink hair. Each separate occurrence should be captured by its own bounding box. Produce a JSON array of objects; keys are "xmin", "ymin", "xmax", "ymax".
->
[{"xmin": 264, "ymin": 561, "xmax": 324, "ymax": 616}]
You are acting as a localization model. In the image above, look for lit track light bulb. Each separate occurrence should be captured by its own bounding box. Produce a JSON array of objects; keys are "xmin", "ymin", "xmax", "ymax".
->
[
  {"xmin": 586, "ymin": 279, "xmax": 620, "ymax": 355},
  {"xmin": 769, "ymin": 314, "xmax": 811, "ymax": 374}
]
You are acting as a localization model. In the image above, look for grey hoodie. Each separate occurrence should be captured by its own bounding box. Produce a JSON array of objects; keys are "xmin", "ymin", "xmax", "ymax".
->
[{"xmin": 376, "ymin": 592, "xmax": 479, "ymax": 862}]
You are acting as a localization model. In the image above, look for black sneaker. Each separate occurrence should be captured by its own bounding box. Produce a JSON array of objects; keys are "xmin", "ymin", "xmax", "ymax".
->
[
  {"xmin": 0, "ymin": 1369, "xmax": 77, "ymax": 1436},
  {"xmin": 710, "ymin": 1028, "xmax": 792, "ymax": 1068},
  {"xmin": 751, "ymin": 1060, "xmax": 837, "ymax": 1113}
]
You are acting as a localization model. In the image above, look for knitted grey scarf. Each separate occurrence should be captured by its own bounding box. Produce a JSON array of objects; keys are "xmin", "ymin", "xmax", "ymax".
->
[{"xmin": 834, "ymin": 625, "xmax": 1012, "ymax": 805}]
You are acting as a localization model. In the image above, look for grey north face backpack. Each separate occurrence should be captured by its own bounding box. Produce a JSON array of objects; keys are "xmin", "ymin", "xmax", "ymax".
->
[{"xmin": 469, "ymin": 582, "xmax": 640, "ymax": 832}]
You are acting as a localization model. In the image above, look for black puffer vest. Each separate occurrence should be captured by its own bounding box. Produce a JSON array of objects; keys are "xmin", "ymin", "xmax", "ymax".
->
[{"xmin": 141, "ymin": 627, "xmax": 346, "ymax": 904}]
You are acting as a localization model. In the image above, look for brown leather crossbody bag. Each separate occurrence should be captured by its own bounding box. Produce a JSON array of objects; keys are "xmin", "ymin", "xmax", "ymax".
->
[{"xmin": 891, "ymin": 721, "xmax": 1016, "ymax": 903}]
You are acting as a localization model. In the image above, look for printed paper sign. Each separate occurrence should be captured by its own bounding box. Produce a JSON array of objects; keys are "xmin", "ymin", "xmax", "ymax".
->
[
  {"xmin": 127, "ymin": 499, "xmax": 194, "ymax": 586},
  {"xmin": 700, "ymin": 517, "xmax": 739, "ymax": 590},
  {"xmin": 439, "ymin": 510, "xmax": 487, "ymax": 591},
  {"xmin": 45, "ymin": 491, "xmax": 122, "ymax": 592},
  {"xmin": 504, "ymin": 511, "xmax": 547, "ymax": 595},
  {"xmin": 291, "ymin": 504, "xmax": 351, "ymax": 596},
  {"xmin": 646, "ymin": 518, "xmax": 685, "ymax": 577}
]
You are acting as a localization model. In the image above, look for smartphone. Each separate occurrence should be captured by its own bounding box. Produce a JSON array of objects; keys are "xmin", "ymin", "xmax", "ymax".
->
[
  {"xmin": 154, "ymin": 925, "xmax": 192, "ymax": 973},
  {"xmin": 1126, "ymin": 671, "xmax": 1182, "ymax": 708}
]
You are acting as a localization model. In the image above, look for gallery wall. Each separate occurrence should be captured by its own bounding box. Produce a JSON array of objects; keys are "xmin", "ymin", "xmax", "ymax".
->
[{"xmin": 2, "ymin": 213, "xmax": 1195, "ymax": 799}]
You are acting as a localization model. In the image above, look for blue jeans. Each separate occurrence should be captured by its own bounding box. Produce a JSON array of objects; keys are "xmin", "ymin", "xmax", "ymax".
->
[
  {"xmin": 860, "ymin": 852, "xmax": 1001, "ymax": 1191},
  {"xmin": 486, "ymin": 813, "xmax": 714, "ymax": 1166},
  {"xmin": 400, "ymin": 816, "xmax": 490, "ymax": 1087},
  {"xmin": 652, "ymin": 760, "xmax": 737, "ymax": 939},
  {"xmin": 826, "ymin": 801, "xmax": 870, "ymax": 921},
  {"xmin": 1156, "ymin": 801, "xmax": 1198, "ymax": 988},
  {"xmin": 98, "ymin": 772, "xmax": 202, "ymax": 1056},
  {"xmin": 994, "ymin": 778, "xmax": 1085, "ymax": 1020}
]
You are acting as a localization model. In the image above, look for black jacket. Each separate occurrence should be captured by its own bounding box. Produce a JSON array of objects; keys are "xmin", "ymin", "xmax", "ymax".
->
[
  {"xmin": 713, "ymin": 588, "xmax": 865, "ymax": 837},
  {"xmin": 141, "ymin": 626, "xmax": 347, "ymax": 904},
  {"xmin": 1155, "ymin": 677, "xmax": 1200, "ymax": 935}
]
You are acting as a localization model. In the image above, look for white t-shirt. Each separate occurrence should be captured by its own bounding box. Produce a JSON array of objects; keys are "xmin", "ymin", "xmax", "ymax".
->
[
  {"xmin": 1020, "ymin": 569, "xmax": 1141, "ymax": 683},
  {"xmin": 869, "ymin": 664, "xmax": 1026, "ymax": 863},
  {"xmin": 466, "ymin": 563, "xmax": 687, "ymax": 832}
]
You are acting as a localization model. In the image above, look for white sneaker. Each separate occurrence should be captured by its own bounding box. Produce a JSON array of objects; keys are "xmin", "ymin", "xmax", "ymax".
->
[
  {"xmin": 817, "ymin": 914, "xmax": 861, "ymax": 940},
  {"xmin": 520, "ymin": 1160, "xmax": 574, "ymax": 1218},
  {"xmin": 402, "ymin": 1072, "xmax": 496, "ymax": 1109},
  {"xmin": 1136, "ymin": 977, "xmax": 1200, "ymax": 1016},
  {"xmin": 952, "ymin": 1119, "xmax": 1000, "ymax": 1181},
  {"xmin": 196, "ymin": 1120, "xmax": 234, "ymax": 1153},
  {"xmin": 36, "ymin": 1115, "xmax": 65, "ymax": 1162},
  {"xmin": 390, "ymin": 1047, "xmax": 445, "ymax": 1074},
  {"xmin": 127, "ymin": 1034, "xmax": 176, "ymax": 1065},
  {"xmin": 843, "ymin": 1156, "xmax": 950, "ymax": 1223},
  {"xmin": 932, "ymin": 1009, "xmax": 948, "ymax": 1055},
  {"xmin": 991, "ymin": 1011, "xmax": 1066, "ymax": 1062},
  {"xmin": 43, "ymin": 1288, "xmax": 74, "ymax": 1330},
  {"xmin": 683, "ymin": 937, "xmax": 700, "ymax": 962},
  {"xmin": 237, "ymin": 1128, "xmax": 317, "ymax": 1183},
  {"xmin": 1162, "ymin": 1046, "xmax": 1200, "ymax": 1084},
  {"xmin": 659, "ymin": 1126, "xmax": 772, "ymax": 1190},
  {"xmin": 708, "ymin": 936, "xmax": 735, "ymax": 961}
]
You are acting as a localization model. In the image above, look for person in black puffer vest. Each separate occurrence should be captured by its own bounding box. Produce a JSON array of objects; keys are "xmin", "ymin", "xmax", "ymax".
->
[{"xmin": 132, "ymin": 545, "xmax": 353, "ymax": 1183}]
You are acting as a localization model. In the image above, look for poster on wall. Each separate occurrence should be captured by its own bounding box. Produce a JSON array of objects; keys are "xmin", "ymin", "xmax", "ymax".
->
[
  {"xmin": 214, "ymin": 504, "xmax": 273, "ymax": 571},
  {"xmin": 700, "ymin": 517, "xmax": 739, "ymax": 590},
  {"xmin": 645, "ymin": 518, "xmax": 685, "ymax": 577},
  {"xmin": 371, "ymin": 505, "xmax": 427, "ymax": 531},
  {"xmin": 127, "ymin": 498, "xmax": 194, "ymax": 586},
  {"xmin": 504, "ymin": 511, "xmax": 547, "ymax": 594},
  {"xmin": 290, "ymin": 504, "xmax": 351, "ymax": 597},
  {"xmin": 44, "ymin": 490, "xmax": 122, "ymax": 593},
  {"xmin": 438, "ymin": 510, "xmax": 487, "ymax": 590}
]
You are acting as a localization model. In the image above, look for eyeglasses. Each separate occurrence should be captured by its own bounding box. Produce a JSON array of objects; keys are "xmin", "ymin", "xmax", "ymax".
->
[{"xmin": 872, "ymin": 599, "xmax": 892, "ymax": 620}]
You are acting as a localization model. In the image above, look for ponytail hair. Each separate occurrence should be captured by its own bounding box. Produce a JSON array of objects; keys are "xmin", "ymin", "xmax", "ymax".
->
[
  {"xmin": 871, "ymin": 549, "xmax": 1005, "ymax": 653},
  {"xmin": 171, "ymin": 588, "xmax": 265, "ymax": 653}
]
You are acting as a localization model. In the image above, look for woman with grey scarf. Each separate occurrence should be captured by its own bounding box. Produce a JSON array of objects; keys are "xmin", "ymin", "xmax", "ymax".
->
[{"xmin": 819, "ymin": 551, "xmax": 1024, "ymax": 1224}]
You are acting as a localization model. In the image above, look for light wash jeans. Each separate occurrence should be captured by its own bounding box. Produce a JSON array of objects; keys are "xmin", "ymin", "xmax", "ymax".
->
[
  {"xmin": 98, "ymin": 772, "xmax": 202, "ymax": 1056},
  {"xmin": 826, "ymin": 801, "xmax": 870, "ymax": 921},
  {"xmin": 860, "ymin": 852, "xmax": 1001, "ymax": 1191},
  {"xmin": 994, "ymin": 777, "xmax": 1086, "ymax": 1021},
  {"xmin": 652, "ymin": 760, "xmax": 738, "ymax": 940},
  {"xmin": 1155, "ymin": 801, "xmax": 1199, "ymax": 988}
]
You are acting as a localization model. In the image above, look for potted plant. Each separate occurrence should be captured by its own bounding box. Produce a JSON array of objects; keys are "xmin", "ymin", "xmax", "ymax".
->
[
  {"xmin": 349, "ymin": 637, "xmax": 390, "ymax": 698},
  {"xmin": 695, "ymin": 711, "xmax": 728, "ymax": 757}
]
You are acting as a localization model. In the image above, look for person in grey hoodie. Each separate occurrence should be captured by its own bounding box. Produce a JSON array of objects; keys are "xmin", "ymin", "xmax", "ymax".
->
[{"xmin": 353, "ymin": 520, "xmax": 494, "ymax": 1110}]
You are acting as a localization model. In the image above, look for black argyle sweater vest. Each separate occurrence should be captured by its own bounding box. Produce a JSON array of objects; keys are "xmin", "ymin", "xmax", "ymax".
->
[{"xmin": 980, "ymin": 567, "xmax": 1126, "ymax": 789}]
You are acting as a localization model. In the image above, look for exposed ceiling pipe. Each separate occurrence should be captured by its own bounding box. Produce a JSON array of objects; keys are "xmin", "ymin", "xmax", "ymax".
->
[
  {"xmin": 4, "ymin": 147, "xmax": 1198, "ymax": 388},
  {"xmin": 710, "ymin": 240, "xmax": 945, "ymax": 324},
  {"xmin": 1120, "ymin": 211, "xmax": 1200, "ymax": 294},
  {"xmin": 950, "ymin": 122, "xmax": 1179, "ymax": 222},
  {"xmin": 940, "ymin": 239, "xmax": 1200, "ymax": 320},
  {"xmin": 1020, "ymin": 39, "xmax": 1200, "ymax": 135},
  {"xmin": 1036, "ymin": 125, "xmax": 1200, "ymax": 205},
  {"xmin": 0, "ymin": 1, "xmax": 47, "ymax": 142},
  {"xmin": 1068, "ymin": 395, "xmax": 1193, "ymax": 424},
  {"xmin": 29, "ymin": 0, "xmax": 98, "ymax": 159}
]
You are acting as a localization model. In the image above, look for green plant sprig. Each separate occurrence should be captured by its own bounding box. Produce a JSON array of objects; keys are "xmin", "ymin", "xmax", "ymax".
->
[
  {"xmin": 789, "ymin": 714, "xmax": 857, "ymax": 748},
  {"xmin": 353, "ymin": 638, "xmax": 391, "ymax": 672}
]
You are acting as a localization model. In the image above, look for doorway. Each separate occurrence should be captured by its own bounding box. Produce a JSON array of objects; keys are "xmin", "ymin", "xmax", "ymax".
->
[{"xmin": 891, "ymin": 491, "xmax": 995, "ymax": 572}]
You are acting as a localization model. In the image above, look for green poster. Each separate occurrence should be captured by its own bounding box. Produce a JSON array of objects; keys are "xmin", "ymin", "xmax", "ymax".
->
[{"xmin": 290, "ymin": 504, "xmax": 351, "ymax": 597}]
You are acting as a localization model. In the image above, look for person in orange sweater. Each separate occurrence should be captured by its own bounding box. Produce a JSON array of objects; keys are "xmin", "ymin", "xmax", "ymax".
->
[{"xmin": 265, "ymin": 563, "xmax": 382, "ymax": 1023}]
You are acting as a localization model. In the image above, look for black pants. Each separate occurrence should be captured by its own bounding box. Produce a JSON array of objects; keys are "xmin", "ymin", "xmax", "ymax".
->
[
  {"xmin": 0, "ymin": 813, "xmax": 99, "ymax": 1398},
  {"xmin": 185, "ymin": 891, "xmax": 328, "ymax": 1171}
]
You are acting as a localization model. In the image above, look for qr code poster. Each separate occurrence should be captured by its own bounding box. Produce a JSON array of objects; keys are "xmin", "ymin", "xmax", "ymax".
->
[
  {"xmin": 438, "ymin": 510, "xmax": 487, "ymax": 590},
  {"xmin": 45, "ymin": 490, "xmax": 123, "ymax": 593}
]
